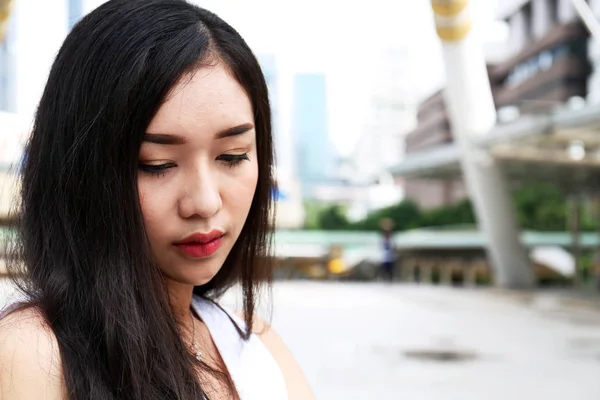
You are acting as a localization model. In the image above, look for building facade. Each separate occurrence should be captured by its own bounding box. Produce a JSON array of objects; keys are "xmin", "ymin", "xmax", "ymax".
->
[
  {"xmin": 0, "ymin": 4, "xmax": 15, "ymax": 112},
  {"xmin": 292, "ymin": 73, "xmax": 333, "ymax": 198},
  {"xmin": 585, "ymin": 0, "xmax": 600, "ymax": 104},
  {"xmin": 256, "ymin": 53, "xmax": 305, "ymax": 228},
  {"xmin": 68, "ymin": 0, "xmax": 84, "ymax": 30},
  {"xmin": 257, "ymin": 53, "xmax": 295, "ymax": 178},
  {"xmin": 404, "ymin": 0, "xmax": 591, "ymax": 209},
  {"xmin": 352, "ymin": 46, "xmax": 418, "ymax": 181}
]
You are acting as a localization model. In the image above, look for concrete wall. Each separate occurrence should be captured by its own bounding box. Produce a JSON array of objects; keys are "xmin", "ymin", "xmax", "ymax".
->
[
  {"xmin": 532, "ymin": 0, "xmax": 553, "ymax": 39},
  {"xmin": 588, "ymin": 0, "xmax": 600, "ymax": 104},
  {"xmin": 508, "ymin": 10, "xmax": 530, "ymax": 56},
  {"xmin": 558, "ymin": 0, "xmax": 578, "ymax": 23}
]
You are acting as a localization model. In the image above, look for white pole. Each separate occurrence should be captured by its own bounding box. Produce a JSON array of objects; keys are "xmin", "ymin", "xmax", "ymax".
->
[
  {"xmin": 430, "ymin": 0, "xmax": 535, "ymax": 288},
  {"xmin": 570, "ymin": 0, "xmax": 600, "ymax": 43}
]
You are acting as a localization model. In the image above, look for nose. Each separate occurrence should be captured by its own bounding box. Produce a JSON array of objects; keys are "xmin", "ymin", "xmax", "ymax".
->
[{"xmin": 178, "ymin": 165, "xmax": 222, "ymax": 220}]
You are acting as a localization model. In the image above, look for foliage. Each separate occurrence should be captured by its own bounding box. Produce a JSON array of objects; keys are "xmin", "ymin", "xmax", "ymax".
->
[
  {"xmin": 419, "ymin": 199, "xmax": 475, "ymax": 228},
  {"xmin": 513, "ymin": 184, "xmax": 567, "ymax": 231},
  {"xmin": 349, "ymin": 200, "xmax": 421, "ymax": 231},
  {"xmin": 308, "ymin": 183, "xmax": 599, "ymax": 232},
  {"xmin": 318, "ymin": 205, "xmax": 350, "ymax": 230}
]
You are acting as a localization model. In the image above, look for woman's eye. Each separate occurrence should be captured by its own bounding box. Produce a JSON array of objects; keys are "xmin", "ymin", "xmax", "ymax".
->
[
  {"xmin": 138, "ymin": 162, "xmax": 176, "ymax": 177},
  {"xmin": 218, "ymin": 153, "xmax": 249, "ymax": 167}
]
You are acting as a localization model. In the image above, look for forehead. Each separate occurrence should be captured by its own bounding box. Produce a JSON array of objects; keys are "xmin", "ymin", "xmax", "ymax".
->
[{"xmin": 147, "ymin": 62, "xmax": 253, "ymax": 135}]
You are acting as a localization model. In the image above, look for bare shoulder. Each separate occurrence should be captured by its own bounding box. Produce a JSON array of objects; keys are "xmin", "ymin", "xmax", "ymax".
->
[
  {"xmin": 238, "ymin": 312, "xmax": 315, "ymax": 400},
  {"xmin": 0, "ymin": 306, "xmax": 65, "ymax": 399}
]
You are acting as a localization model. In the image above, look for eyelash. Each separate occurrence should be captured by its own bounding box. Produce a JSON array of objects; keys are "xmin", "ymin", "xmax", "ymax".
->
[
  {"xmin": 138, "ymin": 154, "xmax": 249, "ymax": 176},
  {"xmin": 218, "ymin": 153, "xmax": 249, "ymax": 168},
  {"xmin": 138, "ymin": 162, "xmax": 175, "ymax": 177}
]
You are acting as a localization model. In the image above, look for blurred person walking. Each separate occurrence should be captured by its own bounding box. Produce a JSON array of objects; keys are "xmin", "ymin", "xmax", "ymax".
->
[{"xmin": 379, "ymin": 218, "xmax": 397, "ymax": 282}]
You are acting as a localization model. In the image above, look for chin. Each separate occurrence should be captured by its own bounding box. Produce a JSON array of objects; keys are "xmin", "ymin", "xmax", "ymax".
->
[
  {"xmin": 160, "ymin": 260, "xmax": 223, "ymax": 288},
  {"xmin": 192, "ymin": 277, "xmax": 215, "ymax": 287},
  {"xmin": 164, "ymin": 272, "xmax": 218, "ymax": 288},
  {"xmin": 187, "ymin": 268, "xmax": 222, "ymax": 287}
]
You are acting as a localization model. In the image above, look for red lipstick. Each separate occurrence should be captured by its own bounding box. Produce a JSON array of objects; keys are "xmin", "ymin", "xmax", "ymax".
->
[{"xmin": 173, "ymin": 230, "xmax": 224, "ymax": 259}]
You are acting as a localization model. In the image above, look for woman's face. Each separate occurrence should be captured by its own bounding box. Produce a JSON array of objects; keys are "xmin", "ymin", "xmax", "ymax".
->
[{"xmin": 138, "ymin": 62, "xmax": 258, "ymax": 287}]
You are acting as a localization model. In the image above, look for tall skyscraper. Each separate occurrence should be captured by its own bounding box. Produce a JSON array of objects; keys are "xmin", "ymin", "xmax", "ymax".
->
[
  {"xmin": 353, "ymin": 45, "xmax": 418, "ymax": 182},
  {"xmin": 0, "ymin": 6, "xmax": 15, "ymax": 112},
  {"xmin": 256, "ymin": 54, "xmax": 305, "ymax": 227},
  {"xmin": 256, "ymin": 54, "xmax": 282, "ymax": 167},
  {"xmin": 292, "ymin": 73, "xmax": 332, "ymax": 198},
  {"xmin": 68, "ymin": 0, "xmax": 83, "ymax": 30}
]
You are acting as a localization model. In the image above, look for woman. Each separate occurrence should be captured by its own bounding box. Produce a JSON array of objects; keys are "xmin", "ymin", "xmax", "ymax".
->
[{"xmin": 0, "ymin": 1, "xmax": 313, "ymax": 399}]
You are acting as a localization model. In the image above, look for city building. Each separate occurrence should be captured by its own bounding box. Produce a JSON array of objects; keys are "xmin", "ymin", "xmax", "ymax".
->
[
  {"xmin": 0, "ymin": 2, "xmax": 25, "ymax": 166},
  {"xmin": 351, "ymin": 46, "xmax": 418, "ymax": 182},
  {"xmin": 403, "ymin": 0, "xmax": 591, "ymax": 209},
  {"xmin": 256, "ymin": 53, "xmax": 304, "ymax": 228},
  {"xmin": 0, "ymin": 1, "xmax": 15, "ymax": 112},
  {"xmin": 309, "ymin": 46, "xmax": 419, "ymax": 218},
  {"xmin": 68, "ymin": 0, "xmax": 84, "ymax": 30},
  {"xmin": 1, "ymin": 0, "xmax": 83, "ymax": 115},
  {"xmin": 585, "ymin": 0, "xmax": 600, "ymax": 104},
  {"xmin": 257, "ymin": 53, "xmax": 288, "ymax": 175},
  {"xmin": 292, "ymin": 73, "xmax": 334, "ymax": 198}
]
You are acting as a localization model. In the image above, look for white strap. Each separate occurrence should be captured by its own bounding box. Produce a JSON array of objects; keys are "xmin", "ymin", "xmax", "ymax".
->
[{"xmin": 192, "ymin": 297, "xmax": 245, "ymax": 394}]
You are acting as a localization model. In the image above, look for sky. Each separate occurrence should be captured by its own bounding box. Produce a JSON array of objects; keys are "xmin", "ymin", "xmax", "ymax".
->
[
  {"xmin": 192, "ymin": 0, "xmax": 504, "ymax": 155},
  {"xmin": 8, "ymin": 0, "xmax": 504, "ymax": 156}
]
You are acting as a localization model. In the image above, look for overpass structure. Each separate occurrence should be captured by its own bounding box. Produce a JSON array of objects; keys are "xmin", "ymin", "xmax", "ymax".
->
[
  {"xmin": 401, "ymin": 0, "xmax": 600, "ymax": 288},
  {"xmin": 391, "ymin": 103, "xmax": 600, "ymax": 191}
]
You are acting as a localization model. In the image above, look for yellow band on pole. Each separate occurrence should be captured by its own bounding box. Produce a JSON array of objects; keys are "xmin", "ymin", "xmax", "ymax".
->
[
  {"xmin": 431, "ymin": 0, "xmax": 469, "ymax": 17},
  {"xmin": 0, "ymin": 0, "xmax": 13, "ymax": 21},
  {"xmin": 0, "ymin": 0, "xmax": 13, "ymax": 42},
  {"xmin": 435, "ymin": 20, "xmax": 472, "ymax": 42}
]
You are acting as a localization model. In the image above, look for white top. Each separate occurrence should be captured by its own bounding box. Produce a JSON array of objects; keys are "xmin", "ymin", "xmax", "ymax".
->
[
  {"xmin": 191, "ymin": 295, "xmax": 288, "ymax": 400},
  {"xmin": 0, "ymin": 296, "xmax": 288, "ymax": 400}
]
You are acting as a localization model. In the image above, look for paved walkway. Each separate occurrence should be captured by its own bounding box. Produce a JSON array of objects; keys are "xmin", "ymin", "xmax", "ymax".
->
[
  {"xmin": 2, "ymin": 281, "xmax": 600, "ymax": 399},
  {"xmin": 259, "ymin": 282, "xmax": 600, "ymax": 400}
]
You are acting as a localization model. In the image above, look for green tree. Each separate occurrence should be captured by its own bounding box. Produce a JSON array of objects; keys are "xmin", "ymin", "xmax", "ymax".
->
[
  {"xmin": 513, "ymin": 184, "xmax": 567, "ymax": 231},
  {"xmin": 308, "ymin": 182, "xmax": 585, "ymax": 232},
  {"xmin": 350, "ymin": 200, "xmax": 421, "ymax": 231},
  {"xmin": 420, "ymin": 199, "xmax": 475, "ymax": 228},
  {"xmin": 318, "ymin": 205, "xmax": 350, "ymax": 230}
]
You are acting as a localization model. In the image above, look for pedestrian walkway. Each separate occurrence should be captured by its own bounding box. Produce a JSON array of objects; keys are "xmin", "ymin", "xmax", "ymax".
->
[
  {"xmin": 255, "ymin": 282, "xmax": 600, "ymax": 400},
  {"xmin": 2, "ymin": 280, "xmax": 600, "ymax": 399}
]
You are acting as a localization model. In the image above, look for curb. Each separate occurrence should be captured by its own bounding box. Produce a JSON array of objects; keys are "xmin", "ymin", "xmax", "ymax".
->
[{"xmin": 486, "ymin": 287, "xmax": 600, "ymax": 312}]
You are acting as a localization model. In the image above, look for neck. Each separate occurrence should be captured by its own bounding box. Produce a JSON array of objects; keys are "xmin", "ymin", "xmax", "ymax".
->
[{"xmin": 164, "ymin": 278, "xmax": 195, "ymax": 322}]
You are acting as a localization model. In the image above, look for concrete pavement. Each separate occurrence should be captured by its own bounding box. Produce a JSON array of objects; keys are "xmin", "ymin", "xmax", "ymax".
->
[
  {"xmin": 260, "ymin": 282, "xmax": 600, "ymax": 400},
  {"xmin": 2, "ymin": 280, "xmax": 600, "ymax": 399}
]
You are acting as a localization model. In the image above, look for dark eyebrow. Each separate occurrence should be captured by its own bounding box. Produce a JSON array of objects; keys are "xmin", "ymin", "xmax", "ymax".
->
[
  {"xmin": 143, "ymin": 123, "xmax": 254, "ymax": 144},
  {"xmin": 143, "ymin": 133, "xmax": 186, "ymax": 145},
  {"xmin": 215, "ymin": 123, "xmax": 254, "ymax": 139}
]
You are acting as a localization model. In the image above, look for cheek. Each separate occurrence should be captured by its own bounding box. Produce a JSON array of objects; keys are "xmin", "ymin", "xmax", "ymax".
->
[
  {"xmin": 225, "ymin": 161, "xmax": 258, "ymax": 216},
  {"xmin": 138, "ymin": 179, "xmax": 172, "ymax": 235}
]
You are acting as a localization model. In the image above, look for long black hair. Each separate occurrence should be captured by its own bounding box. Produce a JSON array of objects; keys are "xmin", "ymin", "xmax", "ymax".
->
[{"xmin": 7, "ymin": 0, "xmax": 274, "ymax": 398}]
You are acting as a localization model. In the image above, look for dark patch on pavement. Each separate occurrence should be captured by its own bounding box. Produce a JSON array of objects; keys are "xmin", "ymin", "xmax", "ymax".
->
[{"xmin": 403, "ymin": 349, "xmax": 478, "ymax": 363}]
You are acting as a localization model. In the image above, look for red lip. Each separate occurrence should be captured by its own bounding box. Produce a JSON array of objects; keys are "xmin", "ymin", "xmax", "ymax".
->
[{"xmin": 174, "ymin": 230, "xmax": 224, "ymax": 258}]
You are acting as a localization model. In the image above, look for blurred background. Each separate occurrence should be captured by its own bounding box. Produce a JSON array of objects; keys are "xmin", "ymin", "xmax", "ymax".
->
[{"xmin": 3, "ymin": 0, "xmax": 600, "ymax": 398}]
